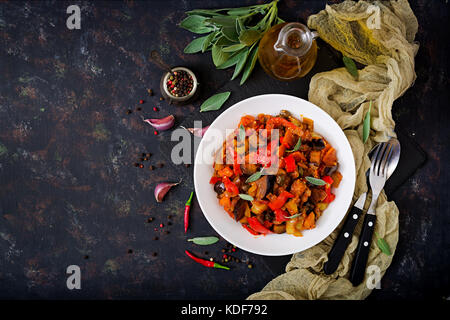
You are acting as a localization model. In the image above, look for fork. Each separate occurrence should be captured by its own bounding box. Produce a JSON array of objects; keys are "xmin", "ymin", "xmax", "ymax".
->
[{"xmin": 349, "ymin": 138, "xmax": 400, "ymax": 286}]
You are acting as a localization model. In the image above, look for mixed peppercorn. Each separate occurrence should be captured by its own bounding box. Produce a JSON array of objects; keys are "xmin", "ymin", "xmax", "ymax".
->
[{"xmin": 166, "ymin": 70, "xmax": 193, "ymax": 97}]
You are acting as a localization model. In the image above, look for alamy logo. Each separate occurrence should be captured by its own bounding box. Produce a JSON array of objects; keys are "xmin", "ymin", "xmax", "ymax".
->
[
  {"xmin": 366, "ymin": 265, "xmax": 381, "ymax": 289},
  {"xmin": 66, "ymin": 265, "xmax": 81, "ymax": 290},
  {"xmin": 66, "ymin": 5, "xmax": 81, "ymax": 30}
]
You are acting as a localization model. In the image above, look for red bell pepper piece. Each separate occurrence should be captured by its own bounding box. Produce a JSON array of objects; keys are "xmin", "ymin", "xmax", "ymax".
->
[
  {"xmin": 322, "ymin": 175, "xmax": 333, "ymax": 185},
  {"xmin": 268, "ymin": 190, "xmax": 294, "ymax": 211},
  {"xmin": 242, "ymin": 223, "xmax": 259, "ymax": 235},
  {"xmin": 284, "ymin": 154, "xmax": 296, "ymax": 173},
  {"xmin": 222, "ymin": 176, "xmax": 239, "ymax": 196},
  {"xmin": 247, "ymin": 217, "xmax": 273, "ymax": 234},
  {"xmin": 274, "ymin": 208, "xmax": 289, "ymax": 222},
  {"xmin": 322, "ymin": 175, "xmax": 335, "ymax": 203},
  {"xmin": 209, "ymin": 177, "xmax": 221, "ymax": 184}
]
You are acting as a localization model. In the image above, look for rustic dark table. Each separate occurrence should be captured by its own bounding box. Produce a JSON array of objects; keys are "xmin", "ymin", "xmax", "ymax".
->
[{"xmin": 0, "ymin": 0, "xmax": 448, "ymax": 300}]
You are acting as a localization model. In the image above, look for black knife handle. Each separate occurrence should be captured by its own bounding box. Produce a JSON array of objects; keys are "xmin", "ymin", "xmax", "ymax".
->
[
  {"xmin": 323, "ymin": 205, "xmax": 364, "ymax": 275},
  {"xmin": 349, "ymin": 213, "xmax": 377, "ymax": 286}
]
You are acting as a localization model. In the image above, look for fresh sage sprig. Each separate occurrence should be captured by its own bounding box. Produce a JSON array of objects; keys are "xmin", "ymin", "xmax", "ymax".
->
[
  {"xmin": 188, "ymin": 236, "xmax": 219, "ymax": 245},
  {"xmin": 363, "ymin": 101, "xmax": 372, "ymax": 143},
  {"xmin": 239, "ymin": 124, "xmax": 246, "ymax": 142},
  {"xmin": 305, "ymin": 176, "xmax": 326, "ymax": 186},
  {"xmin": 180, "ymin": 0, "xmax": 283, "ymax": 85},
  {"xmin": 200, "ymin": 91, "xmax": 231, "ymax": 112},
  {"xmin": 284, "ymin": 213, "xmax": 302, "ymax": 219}
]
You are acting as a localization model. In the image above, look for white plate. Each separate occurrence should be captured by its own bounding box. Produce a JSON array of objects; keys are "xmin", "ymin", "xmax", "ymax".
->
[{"xmin": 193, "ymin": 94, "xmax": 355, "ymax": 256}]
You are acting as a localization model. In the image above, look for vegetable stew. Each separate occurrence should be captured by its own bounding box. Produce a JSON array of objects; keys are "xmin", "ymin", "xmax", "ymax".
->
[{"xmin": 210, "ymin": 111, "xmax": 342, "ymax": 237}]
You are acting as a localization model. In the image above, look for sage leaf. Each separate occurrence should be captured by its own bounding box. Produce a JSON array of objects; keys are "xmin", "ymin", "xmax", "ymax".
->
[
  {"xmin": 231, "ymin": 47, "xmax": 249, "ymax": 80},
  {"xmin": 239, "ymin": 124, "xmax": 245, "ymax": 142},
  {"xmin": 188, "ymin": 236, "xmax": 219, "ymax": 245},
  {"xmin": 215, "ymin": 35, "xmax": 235, "ymax": 46},
  {"xmin": 343, "ymin": 56, "xmax": 358, "ymax": 79},
  {"xmin": 305, "ymin": 176, "xmax": 326, "ymax": 186},
  {"xmin": 207, "ymin": 16, "xmax": 236, "ymax": 27},
  {"xmin": 239, "ymin": 29, "xmax": 261, "ymax": 46},
  {"xmin": 184, "ymin": 35, "xmax": 209, "ymax": 54},
  {"xmin": 217, "ymin": 48, "xmax": 247, "ymax": 69},
  {"xmin": 200, "ymin": 91, "xmax": 231, "ymax": 112},
  {"xmin": 286, "ymin": 137, "xmax": 302, "ymax": 153},
  {"xmin": 222, "ymin": 26, "xmax": 239, "ymax": 42},
  {"xmin": 375, "ymin": 232, "xmax": 392, "ymax": 255},
  {"xmin": 211, "ymin": 44, "xmax": 230, "ymax": 67},
  {"xmin": 284, "ymin": 213, "xmax": 302, "ymax": 219},
  {"xmin": 239, "ymin": 194, "xmax": 254, "ymax": 201},
  {"xmin": 240, "ymin": 45, "xmax": 259, "ymax": 85},
  {"xmin": 223, "ymin": 43, "xmax": 246, "ymax": 52},
  {"xmin": 363, "ymin": 101, "xmax": 372, "ymax": 144},
  {"xmin": 245, "ymin": 166, "xmax": 265, "ymax": 183},
  {"xmin": 180, "ymin": 15, "xmax": 214, "ymax": 34},
  {"xmin": 202, "ymin": 31, "xmax": 217, "ymax": 53}
]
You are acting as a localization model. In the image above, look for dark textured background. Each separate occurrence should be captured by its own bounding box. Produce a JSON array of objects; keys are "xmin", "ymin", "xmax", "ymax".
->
[{"xmin": 0, "ymin": 0, "xmax": 448, "ymax": 300}]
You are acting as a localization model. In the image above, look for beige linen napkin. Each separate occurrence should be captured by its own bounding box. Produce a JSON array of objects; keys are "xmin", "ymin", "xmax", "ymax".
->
[{"xmin": 248, "ymin": 0, "xmax": 418, "ymax": 300}]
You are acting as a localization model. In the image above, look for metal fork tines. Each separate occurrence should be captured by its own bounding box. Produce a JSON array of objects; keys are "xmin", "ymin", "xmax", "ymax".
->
[{"xmin": 367, "ymin": 140, "xmax": 395, "ymax": 215}]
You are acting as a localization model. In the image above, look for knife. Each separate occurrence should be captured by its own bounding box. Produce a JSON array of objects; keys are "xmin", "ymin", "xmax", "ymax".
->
[{"xmin": 323, "ymin": 192, "xmax": 367, "ymax": 275}]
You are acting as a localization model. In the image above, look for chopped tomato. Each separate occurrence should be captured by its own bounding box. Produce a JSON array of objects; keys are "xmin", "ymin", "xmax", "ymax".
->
[
  {"xmin": 222, "ymin": 176, "xmax": 239, "ymax": 196},
  {"xmin": 209, "ymin": 177, "xmax": 221, "ymax": 184}
]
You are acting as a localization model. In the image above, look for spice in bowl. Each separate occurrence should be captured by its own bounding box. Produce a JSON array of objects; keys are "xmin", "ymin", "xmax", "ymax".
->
[{"xmin": 160, "ymin": 67, "xmax": 198, "ymax": 105}]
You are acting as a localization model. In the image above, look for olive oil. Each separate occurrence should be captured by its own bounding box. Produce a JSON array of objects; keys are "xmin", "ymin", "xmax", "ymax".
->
[{"xmin": 258, "ymin": 22, "xmax": 318, "ymax": 80}]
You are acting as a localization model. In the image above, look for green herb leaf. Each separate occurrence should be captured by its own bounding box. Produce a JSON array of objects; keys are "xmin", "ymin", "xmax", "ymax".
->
[
  {"xmin": 222, "ymin": 26, "xmax": 239, "ymax": 42},
  {"xmin": 222, "ymin": 43, "xmax": 247, "ymax": 52},
  {"xmin": 202, "ymin": 31, "xmax": 218, "ymax": 53},
  {"xmin": 239, "ymin": 124, "xmax": 246, "ymax": 142},
  {"xmin": 305, "ymin": 176, "xmax": 326, "ymax": 186},
  {"xmin": 240, "ymin": 45, "xmax": 259, "ymax": 85},
  {"xmin": 188, "ymin": 236, "xmax": 219, "ymax": 245},
  {"xmin": 200, "ymin": 91, "xmax": 231, "ymax": 112},
  {"xmin": 217, "ymin": 48, "xmax": 247, "ymax": 69},
  {"xmin": 245, "ymin": 166, "xmax": 265, "ymax": 183},
  {"xmin": 239, "ymin": 194, "xmax": 254, "ymax": 201},
  {"xmin": 377, "ymin": 237, "xmax": 392, "ymax": 255},
  {"xmin": 207, "ymin": 16, "xmax": 236, "ymax": 27},
  {"xmin": 284, "ymin": 213, "xmax": 302, "ymax": 219},
  {"xmin": 215, "ymin": 35, "xmax": 235, "ymax": 46},
  {"xmin": 286, "ymin": 137, "xmax": 302, "ymax": 153},
  {"xmin": 180, "ymin": 15, "xmax": 214, "ymax": 34},
  {"xmin": 231, "ymin": 47, "xmax": 249, "ymax": 80},
  {"xmin": 211, "ymin": 44, "xmax": 230, "ymax": 67},
  {"xmin": 184, "ymin": 35, "xmax": 209, "ymax": 54},
  {"xmin": 343, "ymin": 56, "xmax": 358, "ymax": 79},
  {"xmin": 363, "ymin": 101, "xmax": 372, "ymax": 144},
  {"xmin": 239, "ymin": 29, "xmax": 262, "ymax": 46}
]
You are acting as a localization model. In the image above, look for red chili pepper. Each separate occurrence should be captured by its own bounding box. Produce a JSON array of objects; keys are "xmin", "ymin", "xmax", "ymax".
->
[
  {"xmin": 274, "ymin": 208, "xmax": 289, "ymax": 222},
  {"xmin": 185, "ymin": 250, "xmax": 229, "ymax": 270},
  {"xmin": 284, "ymin": 154, "xmax": 296, "ymax": 173},
  {"xmin": 247, "ymin": 217, "xmax": 273, "ymax": 234},
  {"xmin": 209, "ymin": 176, "xmax": 221, "ymax": 184},
  {"xmin": 268, "ymin": 190, "xmax": 294, "ymax": 211},
  {"xmin": 184, "ymin": 191, "xmax": 194, "ymax": 233},
  {"xmin": 222, "ymin": 176, "xmax": 239, "ymax": 196},
  {"xmin": 242, "ymin": 224, "xmax": 259, "ymax": 235}
]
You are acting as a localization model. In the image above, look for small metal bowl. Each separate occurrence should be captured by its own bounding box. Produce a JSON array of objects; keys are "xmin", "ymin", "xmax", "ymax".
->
[{"xmin": 160, "ymin": 66, "xmax": 199, "ymax": 105}]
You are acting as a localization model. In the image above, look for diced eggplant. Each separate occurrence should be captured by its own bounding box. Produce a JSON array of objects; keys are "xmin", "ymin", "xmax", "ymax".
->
[
  {"xmin": 254, "ymin": 176, "xmax": 271, "ymax": 200},
  {"xmin": 308, "ymin": 138, "xmax": 326, "ymax": 151},
  {"xmin": 234, "ymin": 199, "xmax": 247, "ymax": 221},
  {"xmin": 273, "ymin": 224, "xmax": 286, "ymax": 234},
  {"xmin": 324, "ymin": 164, "xmax": 338, "ymax": 176},
  {"xmin": 214, "ymin": 181, "xmax": 226, "ymax": 195}
]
